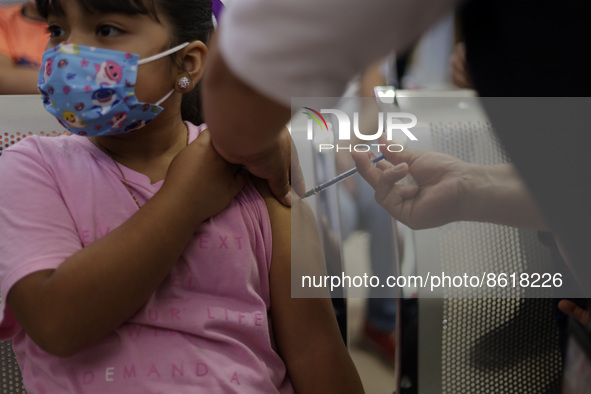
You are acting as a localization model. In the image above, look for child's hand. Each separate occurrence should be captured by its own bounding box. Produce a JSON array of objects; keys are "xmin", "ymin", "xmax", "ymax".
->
[{"xmin": 163, "ymin": 129, "xmax": 246, "ymax": 224}]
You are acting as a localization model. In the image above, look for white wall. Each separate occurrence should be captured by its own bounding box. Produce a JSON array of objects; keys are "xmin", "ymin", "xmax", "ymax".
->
[{"xmin": 0, "ymin": 0, "xmax": 25, "ymax": 6}]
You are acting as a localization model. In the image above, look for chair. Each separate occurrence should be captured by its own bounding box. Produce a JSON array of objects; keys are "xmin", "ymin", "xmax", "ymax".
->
[
  {"xmin": 1, "ymin": 95, "xmax": 67, "ymax": 394},
  {"xmin": 389, "ymin": 90, "xmax": 563, "ymax": 393}
]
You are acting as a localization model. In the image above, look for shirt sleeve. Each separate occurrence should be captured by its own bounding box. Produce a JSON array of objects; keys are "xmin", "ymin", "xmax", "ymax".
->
[
  {"xmin": 0, "ymin": 140, "xmax": 83, "ymax": 339},
  {"xmin": 219, "ymin": 0, "xmax": 458, "ymax": 107}
]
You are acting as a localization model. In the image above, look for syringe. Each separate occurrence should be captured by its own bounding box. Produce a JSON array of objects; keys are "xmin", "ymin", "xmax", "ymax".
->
[{"xmin": 299, "ymin": 154, "xmax": 385, "ymax": 199}]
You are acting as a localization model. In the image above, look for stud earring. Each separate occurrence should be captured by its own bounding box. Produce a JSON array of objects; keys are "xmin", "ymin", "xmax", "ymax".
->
[{"xmin": 177, "ymin": 76, "xmax": 191, "ymax": 89}]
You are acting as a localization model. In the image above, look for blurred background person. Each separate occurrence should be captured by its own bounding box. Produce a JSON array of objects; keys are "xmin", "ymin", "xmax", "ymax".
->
[
  {"xmin": 449, "ymin": 42, "xmax": 474, "ymax": 89},
  {"xmin": 0, "ymin": 0, "xmax": 48, "ymax": 94}
]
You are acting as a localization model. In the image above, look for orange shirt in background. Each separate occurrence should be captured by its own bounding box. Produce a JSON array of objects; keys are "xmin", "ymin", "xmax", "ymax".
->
[{"xmin": 0, "ymin": 3, "xmax": 48, "ymax": 68}]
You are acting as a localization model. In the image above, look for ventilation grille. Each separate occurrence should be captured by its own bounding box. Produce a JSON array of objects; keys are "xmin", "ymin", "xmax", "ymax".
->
[
  {"xmin": 1, "ymin": 131, "xmax": 69, "ymax": 156},
  {"xmin": 0, "ymin": 340, "xmax": 25, "ymax": 394},
  {"xmin": 431, "ymin": 121, "xmax": 562, "ymax": 393}
]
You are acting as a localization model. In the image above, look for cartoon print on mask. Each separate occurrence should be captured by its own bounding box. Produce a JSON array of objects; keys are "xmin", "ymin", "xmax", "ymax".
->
[
  {"xmin": 91, "ymin": 88, "xmax": 121, "ymax": 115},
  {"xmin": 41, "ymin": 59, "xmax": 53, "ymax": 83},
  {"xmin": 39, "ymin": 88, "xmax": 51, "ymax": 106},
  {"xmin": 58, "ymin": 59, "xmax": 69, "ymax": 68},
  {"xmin": 107, "ymin": 112, "xmax": 128, "ymax": 129},
  {"xmin": 94, "ymin": 61, "xmax": 124, "ymax": 86},
  {"xmin": 58, "ymin": 43, "xmax": 80, "ymax": 56},
  {"xmin": 62, "ymin": 111, "xmax": 88, "ymax": 128},
  {"xmin": 125, "ymin": 119, "xmax": 148, "ymax": 132}
]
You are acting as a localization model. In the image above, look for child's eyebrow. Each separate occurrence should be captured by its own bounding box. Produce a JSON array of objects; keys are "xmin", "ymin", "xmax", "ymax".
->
[{"xmin": 43, "ymin": 1, "xmax": 66, "ymax": 18}]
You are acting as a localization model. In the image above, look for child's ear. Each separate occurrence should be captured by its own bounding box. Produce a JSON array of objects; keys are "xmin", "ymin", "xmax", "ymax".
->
[{"xmin": 174, "ymin": 40, "xmax": 207, "ymax": 93}]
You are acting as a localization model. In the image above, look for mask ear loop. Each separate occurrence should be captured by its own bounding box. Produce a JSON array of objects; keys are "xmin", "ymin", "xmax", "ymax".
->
[
  {"xmin": 155, "ymin": 89, "xmax": 175, "ymax": 106},
  {"xmin": 138, "ymin": 42, "xmax": 190, "ymax": 65},
  {"xmin": 140, "ymin": 42, "xmax": 191, "ymax": 106}
]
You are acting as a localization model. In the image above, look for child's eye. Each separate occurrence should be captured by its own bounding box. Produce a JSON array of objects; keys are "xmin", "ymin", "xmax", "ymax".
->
[
  {"xmin": 97, "ymin": 25, "xmax": 123, "ymax": 37},
  {"xmin": 47, "ymin": 25, "xmax": 66, "ymax": 39}
]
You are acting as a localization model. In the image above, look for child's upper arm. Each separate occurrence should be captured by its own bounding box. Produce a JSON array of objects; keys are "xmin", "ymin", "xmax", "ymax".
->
[{"xmin": 255, "ymin": 180, "xmax": 364, "ymax": 393}]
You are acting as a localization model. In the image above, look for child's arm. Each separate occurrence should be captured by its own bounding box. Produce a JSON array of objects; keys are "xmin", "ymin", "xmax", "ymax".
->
[
  {"xmin": 5, "ymin": 131, "xmax": 244, "ymax": 357},
  {"xmin": 259, "ymin": 184, "xmax": 365, "ymax": 393}
]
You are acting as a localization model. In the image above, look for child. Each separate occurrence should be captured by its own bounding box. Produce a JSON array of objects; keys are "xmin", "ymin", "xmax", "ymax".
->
[{"xmin": 0, "ymin": 0, "xmax": 365, "ymax": 392}]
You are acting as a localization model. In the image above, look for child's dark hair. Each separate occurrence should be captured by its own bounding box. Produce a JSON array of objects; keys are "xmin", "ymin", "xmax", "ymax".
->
[{"xmin": 36, "ymin": 0, "xmax": 213, "ymax": 125}]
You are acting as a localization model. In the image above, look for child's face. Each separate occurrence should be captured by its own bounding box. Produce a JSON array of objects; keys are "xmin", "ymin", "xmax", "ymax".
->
[{"xmin": 46, "ymin": 0, "xmax": 177, "ymax": 107}]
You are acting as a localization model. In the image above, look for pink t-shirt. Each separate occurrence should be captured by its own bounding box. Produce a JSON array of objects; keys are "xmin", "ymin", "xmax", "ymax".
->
[{"xmin": 0, "ymin": 123, "xmax": 294, "ymax": 393}]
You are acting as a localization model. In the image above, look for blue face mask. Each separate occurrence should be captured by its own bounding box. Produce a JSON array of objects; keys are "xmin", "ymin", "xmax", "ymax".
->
[{"xmin": 37, "ymin": 42, "xmax": 189, "ymax": 137}]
